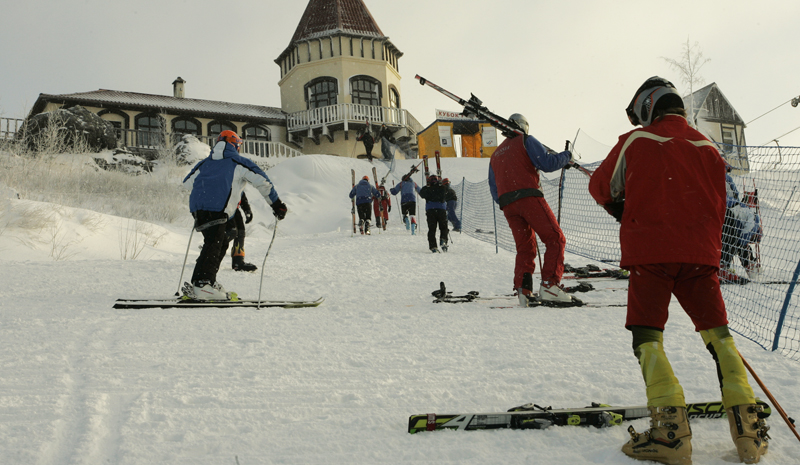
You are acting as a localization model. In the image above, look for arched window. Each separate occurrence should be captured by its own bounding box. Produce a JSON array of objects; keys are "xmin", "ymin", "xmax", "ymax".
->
[
  {"xmin": 208, "ymin": 121, "xmax": 237, "ymax": 143},
  {"xmin": 242, "ymin": 124, "xmax": 271, "ymax": 157},
  {"xmin": 350, "ymin": 75, "xmax": 381, "ymax": 106},
  {"xmin": 135, "ymin": 113, "xmax": 165, "ymax": 147},
  {"xmin": 305, "ymin": 77, "xmax": 338, "ymax": 109},
  {"xmin": 172, "ymin": 117, "xmax": 200, "ymax": 136},
  {"xmin": 389, "ymin": 87, "xmax": 400, "ymax": 109}
]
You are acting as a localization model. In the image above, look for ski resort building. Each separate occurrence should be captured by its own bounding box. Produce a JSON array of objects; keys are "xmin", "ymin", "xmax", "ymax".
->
[
  {"xmin": 417, "ymin": 110, "xmax": 498, "ymax": 159},
  {"xmin": 683, "ymin": 82, "xmax": 750, "ymax": 173},
  {"xmin": 14, "ymin": 0, "xmax": 423, "ymax": 161}
]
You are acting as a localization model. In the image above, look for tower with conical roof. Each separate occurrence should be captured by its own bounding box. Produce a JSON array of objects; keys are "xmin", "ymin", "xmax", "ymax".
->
[{"xmin": 276, "ymin": 0, "xmax": 420, "ymax": 157}]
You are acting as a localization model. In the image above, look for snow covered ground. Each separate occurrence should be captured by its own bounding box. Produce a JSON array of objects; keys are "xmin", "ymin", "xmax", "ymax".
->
[{"xmin": 1, "ymin": 154, "xmax": 799, "ymax": 464}]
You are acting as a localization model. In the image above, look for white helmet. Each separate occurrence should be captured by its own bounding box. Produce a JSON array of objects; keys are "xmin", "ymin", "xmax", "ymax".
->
[
  {"xmin": 509, "ymin": 113, "xmax": 529, "ymax": 134},
  {"xmin": 626, "ymin": 77, "xmax": 684, "ymax": 127}
]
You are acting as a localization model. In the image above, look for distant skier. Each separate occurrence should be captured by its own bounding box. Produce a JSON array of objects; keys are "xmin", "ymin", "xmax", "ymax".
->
[
  {"xmin": 442, "ymin": 178, "xmax": 461, "ymax": 233},
  {"xmin": 419, "ymin": 175, "xmax": 449, "ymax": 252},
  {"xmin": 390, "ymin": 172, "xmax": 421, "ymax": 234},
  {"xmin": 183, "ymin": 130, "xmax": 287, "ymax": 300},
  {"xmin": 488, "ymin": 113, "xmax": 577, "ymax": 305},
  {"xmin": 373, "ymin": 182, "xmax": 391, "ymax": 230},
  {"xmin": 357, "ymin": 126, "xmax": 375, "ymax": 162},
  {"xmin": 349, "ymin": 175, "xmax": 380, "ymax": 234},
  {"xmin": 379, "ymin": 123, "xmax": 395, "ymax": 160},
  {"xmin": 227, "ymin": 192, "xmax": 258, "ymax": 272}
]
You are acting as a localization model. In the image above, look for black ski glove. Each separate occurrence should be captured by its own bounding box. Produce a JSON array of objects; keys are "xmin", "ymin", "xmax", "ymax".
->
[
  {"xmin": 271, "ymin": 198, "xmax": 288, "ymax": 220},
  {"xmin": 243, "ymin": 208, "xmax": 253, "ymax": 224},
  {"xmin": 602, "ymin": 201, "xmax": 625, "ymax": 222},
  {"xmin": 388, "ymin": 205, "xmax": 392, "ymax": 213}
]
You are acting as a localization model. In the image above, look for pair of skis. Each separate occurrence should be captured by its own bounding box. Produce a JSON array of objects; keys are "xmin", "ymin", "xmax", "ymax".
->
[
  {"xmin": 408, "ymin": 400, "xmax": 772, "ymax": 434},
  {"xmin": 431, "ymin": 282, "xmax": 624, "ymax": 308},
  {"xmin": 415, "ymin": 75, "xmax": 592, "ymax": 178},
  {"xmin": 422, "ymin": 150, "xmax": 442, "ymax": 180}
]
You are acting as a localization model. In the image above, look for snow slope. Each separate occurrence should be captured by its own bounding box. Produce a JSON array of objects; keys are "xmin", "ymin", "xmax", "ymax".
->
[{"xmin": 1, "ymin": 154, "xmax": 799, "ymax": 464}]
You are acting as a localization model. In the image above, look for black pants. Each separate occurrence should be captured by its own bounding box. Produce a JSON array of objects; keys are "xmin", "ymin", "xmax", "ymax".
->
[
  {"xmin": 227, "ymin": 209, "xmax": 246, "ymax": 258},
  {"xmin": 191, "ymin": 210, "xmax": 230, "ymax": 285},
  {"xmin": 357, "ymin": 203, "xmax": 373, "ymax": 222},
  {"xmin": 426, "ymin": 209, "xmax": 449, "ymax": 249}
]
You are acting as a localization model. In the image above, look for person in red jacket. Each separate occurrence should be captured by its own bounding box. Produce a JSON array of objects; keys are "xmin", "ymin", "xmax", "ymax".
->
[
  {"xmin": 488, "ymin": 114, "xmax": 580, "ymax": 306},
  {"xmin": 589, "ymin": 77, "xmax": 767, "ymax": 465}
]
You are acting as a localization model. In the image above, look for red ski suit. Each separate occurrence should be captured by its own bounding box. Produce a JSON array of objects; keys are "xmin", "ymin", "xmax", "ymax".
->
[
  {"xmin": 588, "ymin": 115, "xmax": 729, "ymax": 330},
  {"xmin": 489, "ymin": 134, "xmax": 571, "ymax": 289}
]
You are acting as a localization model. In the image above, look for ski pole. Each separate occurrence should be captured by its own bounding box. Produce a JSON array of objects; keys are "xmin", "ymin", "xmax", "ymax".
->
[
  {"xmin": 175, "ymin": 223, "xmax": 195, "ymax": 296},
  {"xmin": 257, "ymin": 218, "xmax": 280, "ymax": 309},
  {"xmin": 738, "ymin": 350, "xmax": 800, "ymax": 443}
]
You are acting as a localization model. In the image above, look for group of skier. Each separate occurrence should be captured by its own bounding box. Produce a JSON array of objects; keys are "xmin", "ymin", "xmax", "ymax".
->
[{"xmin": 182, "ymin": 75, "xmax": 770, "ymax": 464}]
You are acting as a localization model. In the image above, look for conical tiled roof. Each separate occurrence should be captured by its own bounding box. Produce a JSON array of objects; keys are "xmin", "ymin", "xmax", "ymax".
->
[{"xmin": 290, "ymin": 0, "xmax": 384, "ymax": 43}]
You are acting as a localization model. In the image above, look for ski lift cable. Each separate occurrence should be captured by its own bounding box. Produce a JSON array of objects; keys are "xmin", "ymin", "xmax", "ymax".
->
[{"xmin": 746, "ymin": 96, "xmax": 799, "ymax": 126}]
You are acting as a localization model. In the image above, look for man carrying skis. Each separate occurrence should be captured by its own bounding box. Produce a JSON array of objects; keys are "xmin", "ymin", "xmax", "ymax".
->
[
  {"xmin": 379, "ymin": 124, "xmax": 395, "ymax": 160},
  {"xmin": 373, "ymin": 181, "xmax": 391, "ymax": 230},
  {"xmin": 349, "ymin": 175, "xmax": 380, "ymax": 234},
  {"xmin": 419, "ymin": 175, "xmax": 449, "ymax": 252},
  {"xmin": 488, "ymin": 113, "xmax": 578, "ymax": 306},
  {"xmin": 442, "ymin": 178, "xmax": 461, "ymax": 233},
  {"xmin": 390, "ymin": 172, "xmax": 421, "ymax": 235},
  {"xmin": 589, "ymin": 76, "xmax": 768, "ymax": 465},
  {"xmin": 183, "ymin": 130, "xmax": 287, "ymax": 300}
]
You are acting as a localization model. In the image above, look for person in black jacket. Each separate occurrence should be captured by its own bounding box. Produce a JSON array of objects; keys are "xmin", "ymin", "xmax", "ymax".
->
[
  {"xmin": 419, "ymin": 175, "xmax": 449, "ymax": 252},
  {"xmin": 228, "ymin": 192, "xmax": 257, "ymax": 272},
  {"xmin": 442, "ymin": 178, "xmax": 461, "ymax": 233},
  {"xmin": 357, "ymin": 129, "xmax": 375, "ymax": 162}
]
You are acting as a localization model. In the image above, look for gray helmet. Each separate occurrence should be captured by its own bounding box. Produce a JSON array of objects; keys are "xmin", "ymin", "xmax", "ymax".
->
[
  {"xmin": 626, "ymin": 76, "xmax": 684, "ymax": 127},
  {"xmin": 509, "ymin": 113, "xmax": 529, "ymax": 134}
]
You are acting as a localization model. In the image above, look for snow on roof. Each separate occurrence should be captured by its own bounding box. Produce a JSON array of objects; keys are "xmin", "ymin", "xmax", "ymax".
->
[{"xmin": 33, "ymin": 89, "xmax": 285, "ymax": 122}]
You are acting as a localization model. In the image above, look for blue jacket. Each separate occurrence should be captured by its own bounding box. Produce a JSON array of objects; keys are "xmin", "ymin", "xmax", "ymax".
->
[
  {"xmin": 183, "ymin": 141, "xmax": 280, "ymax": 218},
  {"xmin": 390, "ymin": 179, "xmax": 421, "ymax": 203},
  {"xmin": 349, "ymin": 179, "xmax": 379, "ymax": 205}
]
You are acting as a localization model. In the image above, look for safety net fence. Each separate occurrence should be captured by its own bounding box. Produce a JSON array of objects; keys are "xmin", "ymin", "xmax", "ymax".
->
[{"xmin": 447, "ymin": 139, "xmax": 800, "ymax": 362}]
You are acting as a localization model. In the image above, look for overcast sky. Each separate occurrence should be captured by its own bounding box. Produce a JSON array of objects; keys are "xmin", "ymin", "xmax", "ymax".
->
[{"xmin": 1, "ymin": 0, "xmax": 798, "ymax": 161}]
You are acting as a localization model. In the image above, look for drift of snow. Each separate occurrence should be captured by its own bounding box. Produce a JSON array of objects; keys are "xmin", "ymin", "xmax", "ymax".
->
[{"xmin": 1, "ymin": 154, "xmax": 798, "ymax": 464}]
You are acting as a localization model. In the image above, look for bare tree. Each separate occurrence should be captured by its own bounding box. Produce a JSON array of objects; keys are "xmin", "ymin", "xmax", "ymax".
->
[{"xmin": 662, "ymin": 38, "xmax": 711, "ymax": 128}]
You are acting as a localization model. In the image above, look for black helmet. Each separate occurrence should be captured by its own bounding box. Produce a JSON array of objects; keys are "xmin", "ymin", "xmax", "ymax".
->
[{"xmin": 626, "ymin": 77, "xmax": 684, "ymax": 127}]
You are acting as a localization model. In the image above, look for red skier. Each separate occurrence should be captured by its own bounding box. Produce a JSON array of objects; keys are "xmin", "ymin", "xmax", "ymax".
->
[{"xmin": 373, "ymin": 182, "xmax": 391, "ymax": 230}]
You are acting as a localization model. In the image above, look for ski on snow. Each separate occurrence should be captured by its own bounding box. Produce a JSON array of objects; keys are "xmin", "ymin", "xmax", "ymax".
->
[
  {"xmin": 408, "ymin": 400, "xmax": 772, "ymax": 434},
  {"xmin": 431, "ymin": 282, "xmax": 625, "ymax": 308},
  {"xmin": 113, "ymin": 296, "xmax": 324, "ymax": 309}
]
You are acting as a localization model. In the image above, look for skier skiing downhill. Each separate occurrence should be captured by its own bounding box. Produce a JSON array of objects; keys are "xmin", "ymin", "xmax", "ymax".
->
[
  {"xmin": 183, "ymin": 130, "xmax": 287, "ymax": 300},
  {"xmin": 349, "ymin": 175, "xmax": 380, "ymax": 234},
  {"xmin": 589, "ymin": 77, "xmax": 768, "ymax": 465},
  {"xmin": 389, "ymin": 173, "xmax": 421, "ymax": 234},
  {"xmin": 419, "ymin": 175, "xmax": 450, "ymax": 252},
  {"xmin": 488, "ymin": 113, "xmax": 579, "ymax": 306}
]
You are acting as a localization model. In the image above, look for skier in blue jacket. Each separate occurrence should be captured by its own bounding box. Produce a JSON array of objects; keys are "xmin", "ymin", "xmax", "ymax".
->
[
  {"xmin": 419, "ymin": 175, "xmax": 450, "ymax": 252},
  {"xmin": 389, "ymin": 174, "xmax": 421, "ymax": 234},
  {"xmin": 349, "ymin": 175, "xmax": 380, "ymax": 234},
  {"xmin": 183, "ymin": 130, "xmax": 287, "ymax": 300}
]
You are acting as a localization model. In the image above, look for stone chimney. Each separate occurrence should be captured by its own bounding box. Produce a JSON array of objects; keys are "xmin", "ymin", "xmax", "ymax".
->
[{"xmin": 172, "ymin": 77, "xmax": 186, "ymax": 98}]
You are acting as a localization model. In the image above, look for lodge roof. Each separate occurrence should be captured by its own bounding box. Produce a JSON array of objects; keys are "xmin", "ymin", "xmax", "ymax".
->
[{"xmin": 30, "ymin": 89, "xmax": 286, "ymax": 123}]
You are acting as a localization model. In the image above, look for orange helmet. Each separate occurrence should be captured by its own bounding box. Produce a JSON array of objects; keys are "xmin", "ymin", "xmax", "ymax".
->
[{"xmin": 217, "ymin": 130, "xmax": 243, "ymax": 151}]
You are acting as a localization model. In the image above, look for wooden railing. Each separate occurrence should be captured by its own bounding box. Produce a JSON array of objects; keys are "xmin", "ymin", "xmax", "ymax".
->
[
  {"xmin": 287, "ymin": 103, "xmax": 424, "ymax": 135},
  {"xmin": 0, "ymin": 117, "xmax": 25, "ymax": 141}
]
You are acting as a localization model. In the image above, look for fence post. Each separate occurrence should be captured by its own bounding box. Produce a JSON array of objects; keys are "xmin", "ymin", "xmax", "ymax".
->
[
  {"xmin": 459, "ymin": 177, "xmax": 465, "ymax": 231},
  {"xmin": 772, "ymin": 258, "xmax": 800, "ymax": 351},
  {"xmin": 492, "ymin": 199, "xmax": 499, "ymax": 254},
  {"xmin": 557, "ymin": 167, "xmax": 566, "ymax": 225},
  {"xmin": 781, "ymin": 185, "xmax": 797, "ymax": 216}
]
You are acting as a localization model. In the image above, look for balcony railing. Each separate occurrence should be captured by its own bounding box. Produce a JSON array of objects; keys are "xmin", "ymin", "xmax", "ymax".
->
[
  {"xmin": 114, "ymin": 129, "xmax": 303, "ymax": 159},
  {"xmin": 287, "ymin": 103, "xmax": 424, "ymax": 135}
]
